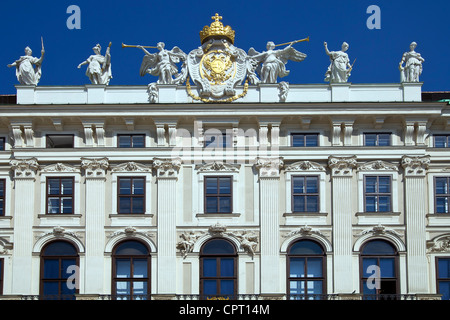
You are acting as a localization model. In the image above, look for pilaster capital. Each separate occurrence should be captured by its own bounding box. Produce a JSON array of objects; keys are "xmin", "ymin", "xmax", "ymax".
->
[
  {"xmin": 328, "ymin": 155, "xmax": 357, "ymax": 177},
  {"xmin": 153, "ymin": 157, "xmax": 181, "ymax": 178},
  {"xmin": 401, "ymin": 155, "xmax": 430, "ymax": 177},
  {"xmin": 10, "ymin": 157, "xmax": 39, "ymax": 179},
  {"xmin": 81, "ymin": 157, "xmax": 109, "ymax": 178},
  {"xmin": 255, "ymin": 157, "xmax": 284, "ymax": 177}
]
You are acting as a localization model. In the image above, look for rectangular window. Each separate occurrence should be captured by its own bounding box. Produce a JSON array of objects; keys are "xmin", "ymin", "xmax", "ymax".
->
[
  {"xmin": 0, "ymin": 179, "xmax": 4, "ymax": 216},
  {"xmin": 46, "ymin": 135, "xmax": 74, "ymax": 148},
  {"xmin": 118, "ymin": 134, "xmax": 145, "ymax": 148},
  {"xmin": 204, "ymin": 132, "xmax": 232, "ymax": 148},
  {"xmin": 364, "ymin": 133, "xmax": 391, "ymax": 146},
  {"xmin": 437, "ymin": 258, "xmax": 450, "ymax": 300},
  {"xmin": 0, "ymin": 137, "xmax": 5, "ymax": 151},
  {"xmin": 292, "ymin": 176, "xmax": 319, "ymax": 212},
  {"xmin": 47, "ymin": 178, "xmax": 74, "ymax": 214},
  {"xmin": 435, "ymin": 177, "xmax": 450, "ymax": 214},
  {"xmin": 434, "ymin": 135, "xmax": 450, "ymax": 148},
  {"xmin": 364, "ymin": 176, "xmax": 391, "ymax": 212},
  {"xmin": 118, "ymin": 177, "xmax": 145, "ymax": 214},
  {"xmin": 291, "ymin": 133, "xmax": 319, "ymax": 147},
  {"xmin": 204, "ymin": 176, "xmax": 232, "ymax": 213}
]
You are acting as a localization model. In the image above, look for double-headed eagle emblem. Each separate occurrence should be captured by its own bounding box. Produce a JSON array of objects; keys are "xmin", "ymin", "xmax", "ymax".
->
[{"xmin": 122, "ymin": 13, "xmax": 308, "ymax": 103}]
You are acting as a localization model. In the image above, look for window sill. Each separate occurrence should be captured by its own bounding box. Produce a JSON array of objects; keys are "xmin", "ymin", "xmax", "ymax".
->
[
  {"xmin": 356, "ymin": 212, "xmax": 401, "ymax": 225},
  {"xmin": 109, "ymin": 213, "xmax": 153, "ymax": 226},
  {"xmin": 196, "ymin": 213, "xmax": 241, "ymax": 217},
  {"xmin": 38, "ymin": 214, "xmax": 82, "ymax": 226},
  {"xmin": 427, "ymin": 213, "xmax": 450, "ymax": 226},
  {"xmin": 283, "ymin": 212, "xmax": 328, "ymax": 225}
]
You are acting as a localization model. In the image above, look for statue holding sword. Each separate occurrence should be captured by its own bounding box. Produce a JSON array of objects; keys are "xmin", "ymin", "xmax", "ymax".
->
[
  {"xmin": 324, "ymin": 41, "xmax": 354, "ymax": 83},
  {"xmin": 78, "ymin": 42, "xmax": 112, "ymax": 85},
  {"xmin": 7, "ymin": 37, "xmax": 45, "ymax": 85}
]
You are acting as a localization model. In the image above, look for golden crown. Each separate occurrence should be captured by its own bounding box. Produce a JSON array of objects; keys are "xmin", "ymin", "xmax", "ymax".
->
[{"xmin": 200, "ymin": 13, "xmax": 235, "ymax": 44}]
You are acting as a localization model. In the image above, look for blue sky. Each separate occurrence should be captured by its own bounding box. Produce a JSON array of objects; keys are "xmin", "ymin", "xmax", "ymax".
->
[{"xmin": 0, "ymin": 0, "xmax": 448, "ymax": 94}]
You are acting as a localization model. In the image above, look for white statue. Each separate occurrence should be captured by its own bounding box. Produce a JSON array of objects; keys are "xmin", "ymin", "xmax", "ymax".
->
[
  {"xmin": 8, "ymin": 42, "xmax": 45, "ymax": 85},
  {"xmin": 324, "ymin": 42, "xmax": 352, "ymax": 83},
  {"xmin": 399, "ymin": 42, "xmax": 424, "ymax": 83},
  {"xmin": 248, "ymin": 41, "xmax": 307, "ymax": 83},
  {"xmin": 138, "ymin": 42, "xmax": 187, "ymax": 84},
  {"xmin": 77, "ymin": 43, "xmax": 112, "ymax": 85}
]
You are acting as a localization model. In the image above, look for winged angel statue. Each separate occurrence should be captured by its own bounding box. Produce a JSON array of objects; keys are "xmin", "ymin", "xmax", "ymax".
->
[
  {"xmin": 138, "ymin": 42, "xmax": 187, "ymax": 85},
  {"xmin": 248, "ymin": 41, "xmax": 307, "ymax": 84}
]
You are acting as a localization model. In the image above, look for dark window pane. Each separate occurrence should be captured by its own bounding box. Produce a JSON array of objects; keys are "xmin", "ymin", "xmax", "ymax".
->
[
  {"xmin": 306, "ymin": 196, "xmax": 319, "ymax": 212},
  {"xmin": 119, "ymin": 197, "xmax": 131, "ymax": 213},
  {"xmin": 43, "ymin": 282, "xmax": 59, "ymax": 295},
  {"xmin": 133, "ymin": 259, "xmax": 148, "ymax": 278},
  {"xmin": 219, "ymin": 178, "xmax": 231, "ymax": 194},
  {"xmin": 307, "ymin": 258, "xmax": 322, "ymax": 277},
  {"xmin": 290, "ymin": 280, "xmax": 304, "ymax": 294},
  {"xmin": 61, "ymin": 198, "xmax": 73, "ymax": 214},
  {"xmin": 205, "ymin": 178, "xmax": 218, "ymax": 194},
  {"xmin": 379, "ymin": 258, "xmax": 395, "ymax": 278},
  {"xmin": 203, "ymin": 280, "xmax": 217, "ymax": 295},
  {"xmin": 132, "ymin": 179, "xmax": 145, "ymax": 195},
  {"xmin": 438, "ymin": 282, "xmax": 450, "ymax": 300},
  {"xmin": 118, "ymin": 136, "xmax": 131, "ymax": 148},
  {"xmin": 205, "ymin": 197, "xmax": 218, "ymax": 213},
  {"xmin": 292, "ymin": 134, "xmax": 305, "ymax": 147},
  {"xmin": 365, "ymin": 196, "xmax": 376, "ymax": 212},
  {"xmin": 219, "ymin": 197, "xmax": 231, "ymax": 213},
  {"xmin": 362, "ymin": 258, "xmax": 378, "ymax": 277},
  {"xmin": 116, "ymin": 281, "xmax": 131, "ymax": 295},
  {"xmin": 116, "ymin": 259, "xmax": 131, "ymax": 278},
  {"xmin": 436, "ymin": 178, "xmax": 449, "ymax": 194},
  {"xmin": 132, "ymin": 135, "xmax": 145, "ymax": 148},
  {"xmin": 115, "ymin": 241, "xmax": 149, "ymax": 255},
  {"xmin": 119, "ymin": 179, "xmax": 131, "ymax": 195},
  {"xmin": 307, "ymin": 281, "xmax": 323, "ymax": 295},
  {"xmin": 305, "ymin": 135, "xmax": 318, "ymax": 147},
  {"xmin": 362, "ymin": 240, "xmax": 396, "ymax": 255},
  {"xmin": 290, "ymin": 258, "xmax": 305, "ymax": 277},
  {"xmin": 43, "ymin": 259, "xmax": 60, "ymax": 279},
  {"xmin": 378, "ymin": 177, "xmax": 391, "ymax": 193},
  {"xmin": 48, "ymin": 179, "xmax": 60, "ymax": 195},
  {"xmin": 306, "ymin": 177, "xmax": 318, "ymax": 193},
  {"xmin": 220, "ymin": 280, "xmax": 234, "ymax": 295},
  {"xmin": 378, "ymin": 134, "xmax": 391, "ymax": 146},
  {"xmin": 289, "ymin": 240, "xmax": 323, "ymax": 255},
  {"xmin": 438, "ymin": 259, "xmax": 450, "ymax": 279},
  {"xmin": 293, "ymin": 178, "xmax": 305, "ymax": 194},
  {"xmin": 203, "ymin": 258, "xmax": 217, "ymax": 277},
  {"xmin": 378, "ymin": 196, "xmax": 391, "ymax": 212},
  {"xmin": 0, "ymin": 138, "xmax": 4, "ymax": 150},
  {"xmin": 132, "ymin": 197, "xmax": 144, "ymax": 213},
  {"xmin": 61, "ymin": 179, "xmax": 73, "ymax": 195},
  {"xmin": 61, "ymin": 259, "xmax": 76, "ymax": 279},
  {"xmin": 435, "ymin": 136, "xmax": 448, "ymax": 148},
  {"xmin": 365, "ymin": 177, "xmax": 377, "ymax": 193},
  {"xmin": 202, "ymin": 239, "xmax": 235, "ymax": 255},
  {"xmin": 220, "ymin": 258, "xmax": 234, "ymax": 277},
  {"xmin": 293, "ymin": 195, "xmax": 305, "ymax": 212},
  {"xmin": 365, "ymin": 134, "xmax": 377, "ymax": 146},
  {"xmin": 436, "ymin": 197, "xmax": 448, "ymax": 213}
]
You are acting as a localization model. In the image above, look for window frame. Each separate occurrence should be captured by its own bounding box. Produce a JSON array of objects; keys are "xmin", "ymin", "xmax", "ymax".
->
[
  {"xmin": 434, "ymin": 176, "xmax": 450, "ymax": 214},
  {"xmin": 111, "ymin": 240, "xmax": 151, "ymax": 300},
  {"xmin": 359, "ymin": 240, "xmax": 399, "ymax": 298},
  {"xmin": 203, "ymin": 176, "xmax": 233, "ymax": 214},
  {"xmin": 290, "ymin": 133, "xmax": 319, "ymax": 147},
  {"xmin": 363, "ymin": 175, "xmax": 393, "ymax": 213},
  {"xmin": 0, "ymin": 137, "xmax": 5, "ymax": 151},
  {"xmin": 117, "ymin": 176, "xmax": 146, "ymax": 214},
  {"xmin": 433, "ymin": 134, "xmax": 450, "ymax": 148},
  {"xmin": 436, "ymin": 256, "xmax": 450, "ymax": 300},
  {"xmin": 46, "ymin": 177, "xmax": 75, "ymax": 215},
  {"xmin": 117, "ymin": 134, "xmax": 146, "ymax": 148},
  {"xmin": 203, "ymin": 129, "xmax": 233, "ymax": 148},
  {"xmin": 39, "ymin": 240, "xmax": 79, "ymax": 300},
  {"xmin": 286, "ymin": 240, "xmax": 326, "ymax": 299},
  {"xmin": 291, "ymin": 175, "xmax": 320, "ymax": 213},
  {"xmin": 363, "ymin": 132, "xmax": 392, "ymax": 147},
  {"xmin": 199, "ymin": 239, "xmax": 237, "ymax": 299},
  {"xmin": 0, "ymin": 179, "xmax": 5, "ymax": 217},
  {"xmin": 46, "ymin": 134, "xmax": 75, "ymax": 148}
]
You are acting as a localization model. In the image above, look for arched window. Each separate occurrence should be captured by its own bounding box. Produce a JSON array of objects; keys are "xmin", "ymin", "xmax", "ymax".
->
[
  {"xmin": 40, "ymin": 240, "xmax": 79, "ymax": 300},
  {"xmin": 287, "ymin": 239, "xmax": 326, "ymax": 300},
  {"xmin": 200, "ymin": 238, "xmax": 237, "ymax": 299},
  {"xmin": 112, "ymin": 240, "xmax": 151, "ymax": 300},
  {"xmin": 360, "ymin": 239, "xmax": 398, "ymax": 298}
]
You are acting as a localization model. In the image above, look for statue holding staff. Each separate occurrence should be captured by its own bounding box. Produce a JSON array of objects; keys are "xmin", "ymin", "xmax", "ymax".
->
[
  {"xmin": 248, "ymin": 38, "xmax": 308, "ymax": 84},
  {"xmin": 7, "ymin": 38, "xmax": 45, "ymax": 85},
  {"xmin": 324, "ymin": 41, "xmax": 352, "ymax": 83},
  {"xmin": 399, "ymin": 41, "xmax": 424, "ymax": 83},
  {"xmin": 77, "ymin": 43, "xmax": 112, "ymax": 85}
]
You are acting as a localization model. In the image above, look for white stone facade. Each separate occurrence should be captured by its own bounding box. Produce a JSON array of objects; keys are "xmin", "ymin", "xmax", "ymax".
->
[{"xmin": 0, "ymin": 83, "xmax": 448, "ymax": 300}]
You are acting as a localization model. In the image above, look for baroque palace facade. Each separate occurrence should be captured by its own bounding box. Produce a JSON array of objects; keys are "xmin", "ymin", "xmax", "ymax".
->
[{"xmin": 0, "ymin": 14, "xmax": 449, "ymax": 300}]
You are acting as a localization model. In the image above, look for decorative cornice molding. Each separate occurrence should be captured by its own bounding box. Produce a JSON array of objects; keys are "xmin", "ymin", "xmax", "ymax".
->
[
  {"xmin": 328, "ymin": 155, "xmax": 357, "ymax": 176},
  {"xmin": 284, "ymin": 225, "xmax": 324, "ymax": 238},
  {"xmin": 153, "ymin": 157, "xmax": 181, "ymax": 178},
  {"xmin": 255, "ymin": 157, "xmax": 284, "ymax": 177},
  {"xmin": 112, "ymin": 161, "xmax": 152, "ymax": 173},
  {"xmin": 41, "ymin": 162, "xmax": 80, "ymax": 173},
  {"xmin": 401, "ymin": 155, "xmax": 430, "ymax": 176},
  {"xmin": 427, "ymin": 235, "xmax": 450, "ymax": 253},
  {"xmin": 196, "ymin": 161, "xmax": 240, "ymax": 173},
  {"xmin": 358, "ymin": 160, "xmax": 398, "ymax": 172},
  {"xmin": 10, "ymin": 157, "xmax": 39, "ymax": 178},
  {"xmin": 285, "ymin": 160, "xmax": 325, "ymax": 172},
  {"xmin": 356, "ymin": 223, "xmax": 402, "ymax": 237}
]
